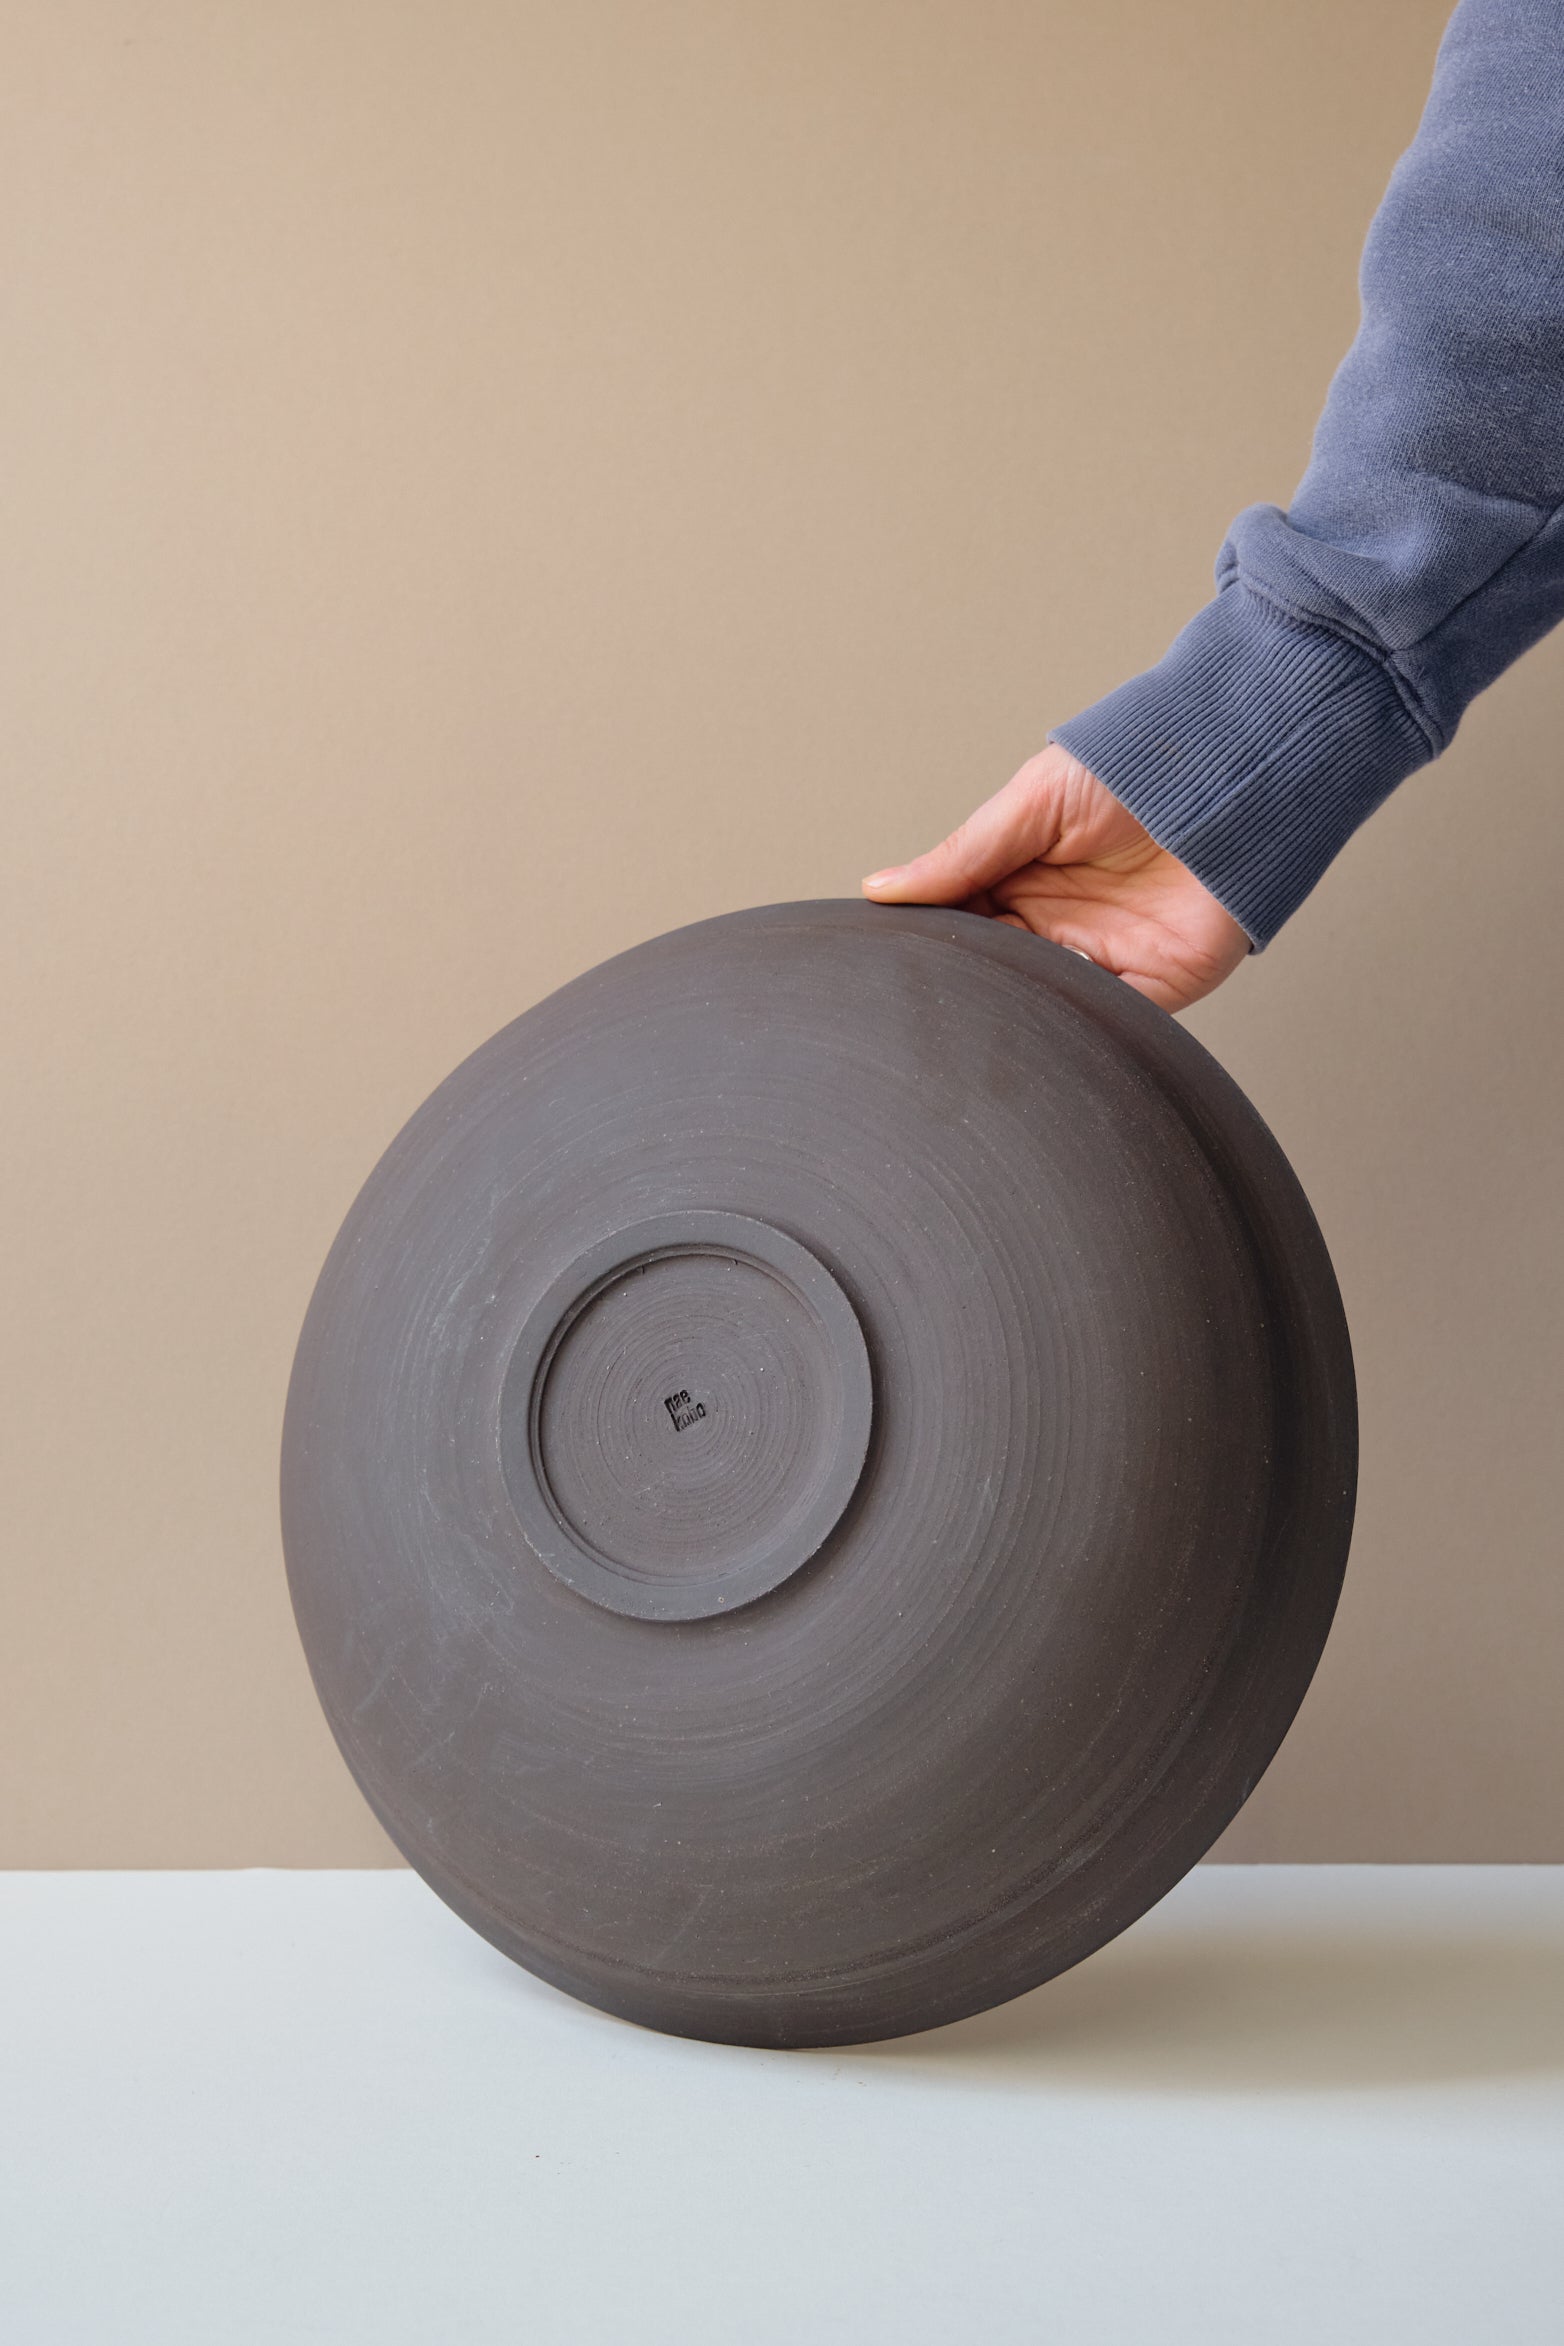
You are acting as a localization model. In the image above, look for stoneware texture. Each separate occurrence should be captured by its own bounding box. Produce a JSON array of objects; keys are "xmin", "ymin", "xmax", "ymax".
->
[{"xmin": 281, "ymin": 902, "xmax": 1356, "ymax": 2046}]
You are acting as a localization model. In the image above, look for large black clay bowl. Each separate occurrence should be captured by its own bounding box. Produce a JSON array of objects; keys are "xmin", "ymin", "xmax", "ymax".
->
[{"xmin": 282, "ymin": 901, "xmax": 1355, "ymax": 2046}]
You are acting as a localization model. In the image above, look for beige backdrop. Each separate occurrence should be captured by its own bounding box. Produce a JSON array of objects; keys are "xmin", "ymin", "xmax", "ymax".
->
[{"xmin": 5, "ymin": 0, "xmax": 1560, "ymax": 1867}]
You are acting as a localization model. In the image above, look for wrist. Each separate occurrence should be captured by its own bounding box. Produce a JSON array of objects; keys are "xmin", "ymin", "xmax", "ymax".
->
[{"xmin": 1050, "ymin": 583, "xmax": 1433, "ymax": 946}]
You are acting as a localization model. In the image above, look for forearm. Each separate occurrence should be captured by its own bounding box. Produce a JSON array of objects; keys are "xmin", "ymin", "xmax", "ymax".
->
[{"xmin": 1053, "ymin": 0, "xmax": 1564, "ymax": 946}]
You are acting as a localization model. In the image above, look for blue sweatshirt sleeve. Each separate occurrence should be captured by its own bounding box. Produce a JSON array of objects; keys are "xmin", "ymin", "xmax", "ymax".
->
[{"xmin": 1050, "ymin": 0, "xmax": 1564, "ymax": 947}]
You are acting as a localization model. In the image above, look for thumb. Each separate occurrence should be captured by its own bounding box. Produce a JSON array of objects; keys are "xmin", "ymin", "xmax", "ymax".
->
[{"xmin": 863, "ymin": 765, "xmax": 1063, "ymax": 906}]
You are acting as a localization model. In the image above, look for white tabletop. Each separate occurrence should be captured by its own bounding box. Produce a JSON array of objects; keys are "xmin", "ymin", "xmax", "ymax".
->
[{"xmin": 4, "ymin": 1864, "xmax": 1561, "ymax": 2344}]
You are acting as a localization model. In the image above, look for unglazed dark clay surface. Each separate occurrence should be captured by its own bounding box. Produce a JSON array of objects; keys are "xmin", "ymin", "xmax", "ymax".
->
[
  {"xmin": 499, "ymin": 1211, "xmax": 873, "ymax": 1622},
  {"xmin": 282, "ymin": 902, "xmax": 1356, "ymax": 2047}
]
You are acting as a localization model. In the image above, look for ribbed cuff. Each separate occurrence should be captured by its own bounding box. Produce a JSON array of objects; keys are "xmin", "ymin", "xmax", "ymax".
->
[{"xmin": 1050, "ymin": 584, "xmax": 1436, "ymax": 946}]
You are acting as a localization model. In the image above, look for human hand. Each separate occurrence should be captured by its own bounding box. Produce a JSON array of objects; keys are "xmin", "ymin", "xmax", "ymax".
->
[{"xmin": 861, "ymin": 744, "xmax": 1249, "ymax": 1012}]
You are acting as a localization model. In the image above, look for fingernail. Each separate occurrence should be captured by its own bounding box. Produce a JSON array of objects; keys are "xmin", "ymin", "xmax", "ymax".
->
[{"xmin": 863, "ymin": 870, "xmax": 898, "ymax": 891}]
